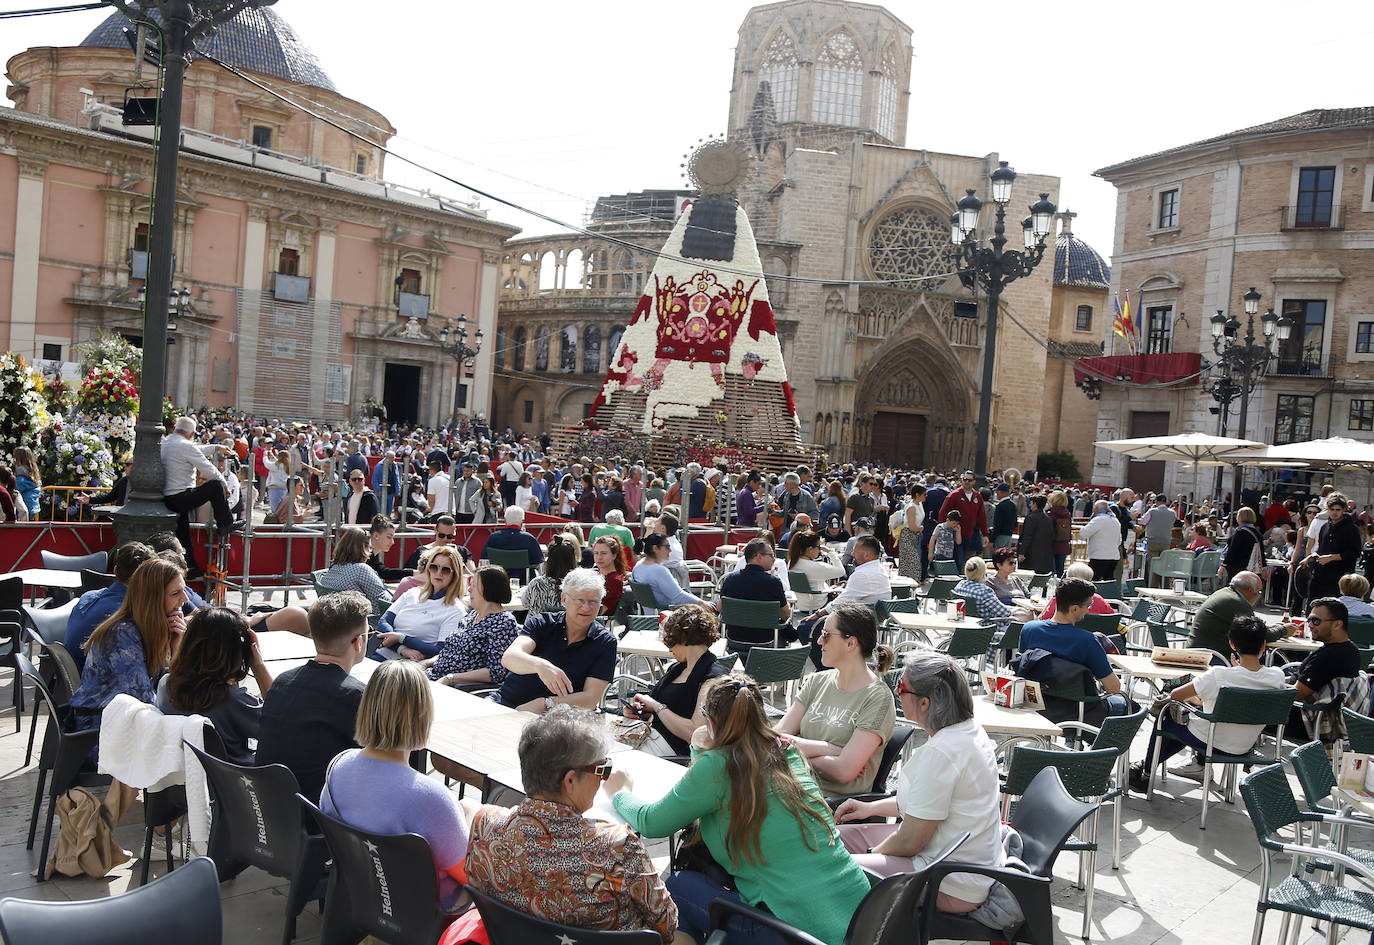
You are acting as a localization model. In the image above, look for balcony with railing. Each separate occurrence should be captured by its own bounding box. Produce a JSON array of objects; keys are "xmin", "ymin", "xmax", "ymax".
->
[
  {"xmin": 272, "ymin": 272, "xmax": 311, "ymax": 303},
  {"xmin": 1280, "ymin": 203, "xmax": 1345, "ymax": 231}
]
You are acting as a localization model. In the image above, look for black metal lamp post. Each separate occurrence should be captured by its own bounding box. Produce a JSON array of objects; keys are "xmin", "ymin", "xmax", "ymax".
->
[
  {"xmin": 947, "ymin": 161, "xmax": 1056, "ymax": 479},
  {"xmin": 438, "ymin": 315, "xmax": 483, "ymax": 430},
  {"xmin": 1206, "ymin": 287, "xmax": 1292, "ymax": 502},
  {"xmin": 110, "ymin": 0, "xmax": 276, "ymax": 546}
]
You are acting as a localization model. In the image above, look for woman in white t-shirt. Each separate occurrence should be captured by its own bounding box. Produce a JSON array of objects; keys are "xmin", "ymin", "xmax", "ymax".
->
[
  {"xmin": 835, "ymin": 650, "xmax": 1005, "ymax": 914},
  {"xmin": 1128, "ymin": 614, "xmax": 1287, "ymax": 791}
]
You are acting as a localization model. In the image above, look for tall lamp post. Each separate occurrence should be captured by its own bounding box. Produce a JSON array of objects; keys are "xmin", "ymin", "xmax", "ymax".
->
[
  {"xmin": 438, "ymin": 315, "xmax": 483, "ymax": 430},
  {"xmin": 947, "ymin": 161, "xmax": 1056, "ymax": 479},
  {"xmin": 110, "ymin": 0, "xmax": 276, "ymax": 545},
  {"xmin": 1206, "ymin": 287, "xmax": 1292, "ymax": 504}
]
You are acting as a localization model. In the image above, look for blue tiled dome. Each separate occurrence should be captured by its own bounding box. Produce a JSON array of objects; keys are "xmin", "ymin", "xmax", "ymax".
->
[
  {"xmin": 1053, "ymin": 231, "xmax": 1110, "ymax": 289},
  {"xmin": 80, "ymin": 7, "xmax": 336, "ymax": 92}
]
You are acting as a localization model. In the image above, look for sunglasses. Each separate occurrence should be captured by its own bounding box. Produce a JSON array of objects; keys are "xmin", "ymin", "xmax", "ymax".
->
[
  {"xmin": 428, "ymin": 563, "xmax": 454, "ymax": 575},
  {"xmin": 816, "ymin": 629, "xmax": 849, "ymax": 644},
  {"xmin": 349, "ymin": 476, "xmax": 364, "ymax": 482},
  {"xmin": 1307, "ymin": 615, "xmax": 1326, "ymax": 625},
  {"xmin": 435, "ymin": 531, "xmax": 456, "ymax": 539},
  {"xmin": 580, "ymin": 758, "xmax": 613, "ymax": 781},
  {"xmin": 894, "ymin": 678, "xmax": 917, "ymax": 698}
]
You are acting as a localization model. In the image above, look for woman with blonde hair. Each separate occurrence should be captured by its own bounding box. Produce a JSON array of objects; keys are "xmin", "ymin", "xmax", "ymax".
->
[
  {"xmin": 609, "ymin": 674, "xmax": 872, "ymax": 945},
  {"xmin": 376, "ymin": 545, "xmax": 468, "ymax": 659},
  {"xmin": 321, "ymin": 660, "xmax": 468, "ymax": 909},
  {"xmin": 70, "ymin": 556, "xmax": 187, "ymax": 732}
]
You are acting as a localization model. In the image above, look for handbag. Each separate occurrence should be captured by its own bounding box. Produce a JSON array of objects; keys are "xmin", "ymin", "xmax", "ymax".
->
[
  {"xmin": 610, "ymin": 716, "xmax": 653, "ymax": 749},
  {"xmin": 670, "ymin": 823, "xmax": 736, "ymax": 891},
  {"xmin": 45, "ymin": 787, "xmax": 130, "ymax": 879}
]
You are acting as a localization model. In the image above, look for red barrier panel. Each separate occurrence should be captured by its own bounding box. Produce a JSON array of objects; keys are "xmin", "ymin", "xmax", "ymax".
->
[{"xmin": 0, "ymin": 522, "xmax": 116, "ymax": 572}]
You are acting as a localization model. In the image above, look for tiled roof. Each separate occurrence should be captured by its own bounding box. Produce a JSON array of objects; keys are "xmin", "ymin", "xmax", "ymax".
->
[
  {"xmin": 1053, "ymin": 233, "xmax": 1111, "ymax": 289},
  {"xmin": 81, "ymin": 7, "xmax": 337, "ymax": 92},
  {"xmin": 1096, "ymin": 108, "xmax": 1374, "ymax": 175}
]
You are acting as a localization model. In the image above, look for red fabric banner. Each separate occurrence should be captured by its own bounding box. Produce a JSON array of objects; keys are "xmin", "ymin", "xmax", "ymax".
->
[{"xmin": 1073, "ymin": 352, "xmax": 1202, "ymax": 386}]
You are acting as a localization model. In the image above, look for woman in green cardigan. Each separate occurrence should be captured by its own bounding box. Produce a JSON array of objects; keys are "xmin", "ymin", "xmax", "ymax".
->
[{"xmin": 608, "ymin": 674, "xmax": 871, "ymax": 945}]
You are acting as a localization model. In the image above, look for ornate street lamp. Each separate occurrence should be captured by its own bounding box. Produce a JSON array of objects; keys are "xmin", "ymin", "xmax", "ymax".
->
[
  {"xmin": 946, "ymin": 161, "xmax": 1056, "ymax": 478},
  {"xmin": 1205, "ymin": 287, "xmax": 1292, "ymax": 499},
  {"xmin": 110, "ymin": 0, "xmax": 278, "ymax": 547},
  {"xmin": 438, "ymin": 314, "xmax": 483, "ymax": 430}
]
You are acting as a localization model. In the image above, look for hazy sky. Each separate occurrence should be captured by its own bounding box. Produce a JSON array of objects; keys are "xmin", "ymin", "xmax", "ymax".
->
[{"xmin": 2, "ymin": 0, "xmax": 1368, "ymax": 264}]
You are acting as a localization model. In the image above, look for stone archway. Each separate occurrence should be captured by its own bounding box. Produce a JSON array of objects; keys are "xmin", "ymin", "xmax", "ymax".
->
[{"xmin": 853, "ymin": 334, "xmax": 974, "ymax": 470}]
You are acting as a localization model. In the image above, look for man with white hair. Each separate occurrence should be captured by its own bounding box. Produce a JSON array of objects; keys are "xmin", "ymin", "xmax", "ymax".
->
[
  {"xmin": 1080, "ymin": 500, "xmax": 1123, "ymax": 581},
  {"xmin": 777, "ymin": 472, "xmax": 820, "ymax": 534},
  {"xmin": 1186, "ymin": 570, "xmax": 1293, "ymax": 660},
  {"xmin": 478, "ymin": 505, "xmax": 544, "ymax": 582},
  {"xmin": 161, "ymin": 415, "xmax": 240, "ymax": 576},
  {"xmin": 589, "ymin": 509, "xmax": 635, "ymax": 552}
]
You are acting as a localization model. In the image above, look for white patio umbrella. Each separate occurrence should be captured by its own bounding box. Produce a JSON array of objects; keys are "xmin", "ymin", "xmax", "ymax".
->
[
  {"xmin": 1094, "ymin": 431, "xmax": 1267, "ymax": 502},
  {"xmin": 1228, "ymin": 436, "xmax": 1374, "ymax": 470}
]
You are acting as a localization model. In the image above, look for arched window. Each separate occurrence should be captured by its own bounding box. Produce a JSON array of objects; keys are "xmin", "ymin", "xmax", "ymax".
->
[
  {"xmin": 494, "ymin": 328, "xmax": 506, "ymax": 369},
  {"xmin": 875, "ymin": 45, "xmax": 900, "ymax": 142},
  {"xmin": 512, "ymin": 326, "xmax": 527, "ymax": 372},
  {"xmin": 539, "ymin": 251, "xmax": 556, "ymax": 292},
  {"xmin": 607, "ymin": 324, "xmax": 626, "ymax": 365},
  {"xmin": 758, "ymin": 32, "xmax": 799, "ymax": 122},
  {"xmin": 812, "ymin": 31, "xmax": 863, "ymax": 127},
  {"xmin": 565, "ymin": 249, "xmax": 584, "ymax": 290},
  {"xmin": 534, "ymin": 325, "xmax": 550, "ymax": 372},
  {"xmin": 559, "ymin": 325, "xmax": 577, "ymax": 373},
  {"xmin": 583, "ymin": 324, "xmax": 602, "ymax": 374}
]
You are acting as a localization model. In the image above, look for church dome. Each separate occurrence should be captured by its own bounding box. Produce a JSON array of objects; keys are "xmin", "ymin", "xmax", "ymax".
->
[
  {"xmin": 1053, "ymin": 228, "xmax": 1110, "ymax": 289},
  {"xmin": 80, "ymin": 7, "xmax": 337, "ymax": 92}
]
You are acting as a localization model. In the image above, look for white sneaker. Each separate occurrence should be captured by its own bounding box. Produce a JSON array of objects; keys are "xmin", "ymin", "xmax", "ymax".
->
[{"xmin": 1168, "ymin": 761, "xmax": 1206, "ymax": 782}]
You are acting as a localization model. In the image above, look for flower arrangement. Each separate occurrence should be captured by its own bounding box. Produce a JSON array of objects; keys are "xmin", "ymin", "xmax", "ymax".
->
[
  {"xmin": 76, "ymin": 361, "xmax": 139, "ymax": 417},
  {"xmin": 38, "ymin": 373, "xmax": 73, "ymax": 418},
  {"xmin": 39, "ymin": 422, "xmax": 114, "ymax": 489},
  {"xmin": 0, "ymin": 352, "xmax": 44, "ymax": 457},
  {"xmin": 163, "ymin": 396, "xmax": 180, "ymax": 431},
  {"xmin": 74, "ymin": 410, "xmax": 135, "ymax": 451}
]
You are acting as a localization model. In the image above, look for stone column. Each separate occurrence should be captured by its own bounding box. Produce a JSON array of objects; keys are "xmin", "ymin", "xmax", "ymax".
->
[
  {"xmin": 236, "ymin": 205, "xmax": 269, "ymax": 411},
  {"xmin": 307, "ymin": 226, "xmax": 337, "ymax": 417},
  {"xmin": 470, "ymin": 250, "xmax": 500, "ymax": 418},
  {"xmin": 8, "ymin": 158, "xmax": 46, "ymax": 356}
]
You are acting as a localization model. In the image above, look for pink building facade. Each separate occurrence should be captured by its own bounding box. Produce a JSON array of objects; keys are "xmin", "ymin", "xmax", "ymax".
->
[{"xmin": 1, "ymin": 9, "xmax": 515, "ymax": 425}]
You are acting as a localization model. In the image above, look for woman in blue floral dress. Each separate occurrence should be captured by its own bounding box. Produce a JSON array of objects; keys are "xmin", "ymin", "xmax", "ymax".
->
[
  {"xmin": 70, "ymin": 556, "xmax": 187, "ymax": 732},
  {"xmin": 424, "ymin": 566, "xmax": 519, "ymax": 688}
]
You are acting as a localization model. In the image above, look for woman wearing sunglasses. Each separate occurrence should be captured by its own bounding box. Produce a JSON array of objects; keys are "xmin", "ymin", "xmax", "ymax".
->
[
  {"xmin": 776, "ymin": 599, "xmax": 895, "ymax": 795},
  {"xmin": 465, "ymin": 705, "xmax": 684, "ymax": 943},
  {"xmin": 610, "ymin": 673, "xmax": 871, "ymax": 945},
  {"xmin": 834, "ymin": 651, "xmax": 1006, "ymax": 916},
  {"xmin": 375, "ymin": 546, "xmax": 468, "ymax": 660}
]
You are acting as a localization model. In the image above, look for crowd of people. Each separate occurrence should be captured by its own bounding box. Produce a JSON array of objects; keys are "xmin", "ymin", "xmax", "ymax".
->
[{"xmin": 15, "ymin": 410, "xmax": 1374, "ymax": 944}]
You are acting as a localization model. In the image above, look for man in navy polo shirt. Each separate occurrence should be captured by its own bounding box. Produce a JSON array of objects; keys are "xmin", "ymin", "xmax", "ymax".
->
[
  {"xmin": 478, "ymin": 506, "xmax": 545, "ymax": 582},
  {"xmin": 719, "ymin": 538, "xmax": 793, "ymax": 651},
  {"xmin": 494, "ymin": 567, "xmax": 616, "ymax": 713}
]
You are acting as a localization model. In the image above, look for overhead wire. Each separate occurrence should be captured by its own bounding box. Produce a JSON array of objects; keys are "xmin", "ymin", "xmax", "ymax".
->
[{"xmin": 0, "ymin": 2, "xmax": 106, "ymax": 18}]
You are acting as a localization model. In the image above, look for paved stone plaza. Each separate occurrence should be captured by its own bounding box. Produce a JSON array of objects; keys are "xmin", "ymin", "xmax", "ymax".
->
[{"xmin": 0, "ymin": 652, "xmax": 1361, "ymax": 945}]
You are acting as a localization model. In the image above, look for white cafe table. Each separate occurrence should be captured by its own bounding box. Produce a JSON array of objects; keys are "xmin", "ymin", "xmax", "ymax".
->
[
  {"xmin": 1135, "ymin": 586, "xmax": 1208, "ymax": 607},
  {"xmin": 255, "ymin": 630, "xmax": 320, "ymax": 662},
  {"xmin": 887, "ymin": 574, "xmax": 918, "ymax": 592},
  {"xmin": 486, "ymin": 750, "xmax": 688, "ymax": 824},
  {"xmin": 972, "ymin": 699, "xmax": 1062, "ymax": 738},
  {"xmin": 617, "ymin": 630, "xmax": 727, "ymax": 662},
  {"xmin": 889, "ymin": 611, "xmax": 990, "ymax": 635},
  {"xmin": 0, "ymin": 568, "xmax": 85, "ymax": 604}
]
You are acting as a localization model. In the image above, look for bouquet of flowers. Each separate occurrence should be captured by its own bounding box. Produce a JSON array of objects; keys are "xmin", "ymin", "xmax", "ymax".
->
[
  {"xmin": 40, "ymin": 423, "xmax": 115, "ymax": 489},
  {"xmin": 74, "ymin": 410, "xmax": 135, "ymax": 450},
  {"xmin": 0, "ymin": 352, "xmax": 44, "ymax": 457},
  {"xmin": 76, "ymin": 361, "xmax": 139, "ymax": 417}
]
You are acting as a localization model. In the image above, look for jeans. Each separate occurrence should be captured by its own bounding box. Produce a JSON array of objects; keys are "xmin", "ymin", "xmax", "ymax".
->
[
  {"xmin": 1052, "ymin": 553, "xmax": 1067, "ymax": 576},
  {"xmin": 1142, "ymin": 714, "xmax": 1207, "ymax": 769},
  {"xmin": 666, "ymin": 871, "xmax": 792, "ymax": 945},
  {"xmin": 954, "ymin": 534, "xmax": 984, "ymax": 571}
]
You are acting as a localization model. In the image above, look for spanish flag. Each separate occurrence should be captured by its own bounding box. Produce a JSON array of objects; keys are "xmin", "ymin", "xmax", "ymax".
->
[{"xmin": 1112, "ymin": 294, "xmax": 1137, "ymax": 353}]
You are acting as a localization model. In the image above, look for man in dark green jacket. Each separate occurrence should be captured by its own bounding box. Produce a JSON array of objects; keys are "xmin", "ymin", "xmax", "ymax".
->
[{"xmin": 1186, "ymin": 571, "xmax": 1294, "ymax": 659}]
